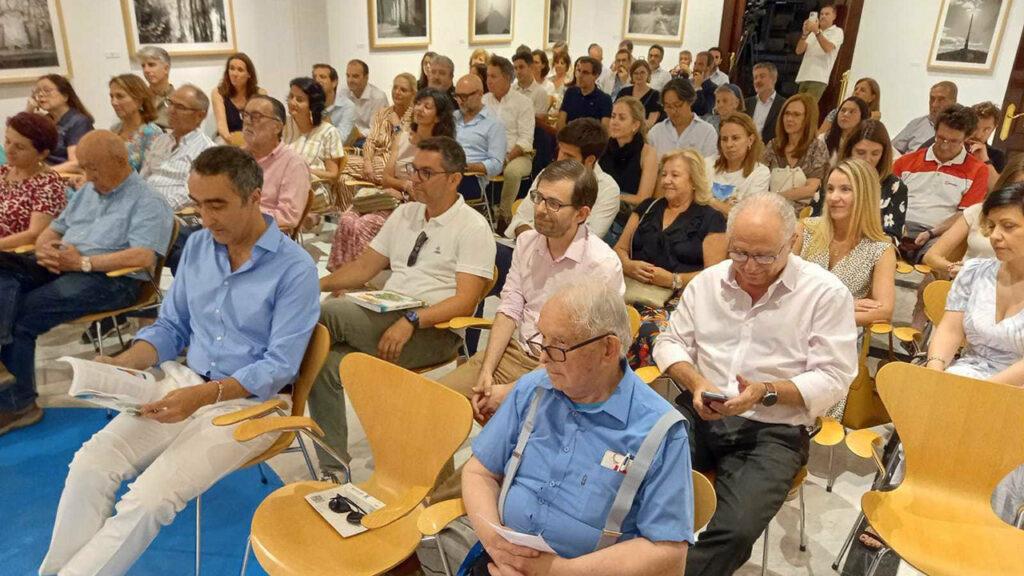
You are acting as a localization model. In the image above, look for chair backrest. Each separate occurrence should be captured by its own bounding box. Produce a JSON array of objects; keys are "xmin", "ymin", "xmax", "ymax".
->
[
  {"xmin": 290, "ymin": 188, "xmax": 315, "ymax": 241},
  {"xmin": 340, "ymin": 353, "xmax": 473, "ymax": 523},
  {"xmin": 875, "ymin": 362, "xmax": 1024, "ymax": 506},
  {"xmin": 627, "ymin": 306, "xmax": 641, "ymax": 341},
  {"xmin": 691, "ymin": 470, "xmax": 716, "ymax": 532},
  {"xmin": 138, "ymin": 218, "xmax": 180, "ymax": 305},
  {"xmin": 922, "ymin": 280, "xmax": 952, "ymax": 325},
  {"xmin": 240, "ymin": 323, "xmax": 331, "ymax": 468}
]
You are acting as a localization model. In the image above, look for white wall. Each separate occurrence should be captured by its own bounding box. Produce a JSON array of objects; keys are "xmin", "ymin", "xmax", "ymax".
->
[
  {"xmin": 324, "ymin": 0, "xmax": 723, "ymax": 93},
  {"xmin": 0, "ymin": 0, "xmax": 331, "ymax": 133},
  {"xmin": 848, "ymin": 0, "xmax": 1024, "ymax": 136}
]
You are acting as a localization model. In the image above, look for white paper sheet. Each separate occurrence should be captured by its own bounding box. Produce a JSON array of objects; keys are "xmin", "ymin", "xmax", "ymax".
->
[{"xmin": 487, "ymin": 520, "xmax": 557, "ymax": 554}]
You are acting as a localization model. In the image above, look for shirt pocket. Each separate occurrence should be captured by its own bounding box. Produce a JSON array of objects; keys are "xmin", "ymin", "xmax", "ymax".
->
[{"xmin": 579, "ymin": 460, "xmax": 627, "ymax": 528}]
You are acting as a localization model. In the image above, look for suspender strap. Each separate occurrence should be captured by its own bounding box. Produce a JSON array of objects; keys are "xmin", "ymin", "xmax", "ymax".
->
[
  {"xmin": 498, "ymin": 387, "xmax": 545, "ymax": 524},
  {"xmin": 595, "ymin": 410, "xmax": 685, "ymax": 551}
]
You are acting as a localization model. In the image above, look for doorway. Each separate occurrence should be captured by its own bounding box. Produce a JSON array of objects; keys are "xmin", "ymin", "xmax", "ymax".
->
[{"xmin": 995, "ymin": 23, "xmax": 1024, "ymax": 163}]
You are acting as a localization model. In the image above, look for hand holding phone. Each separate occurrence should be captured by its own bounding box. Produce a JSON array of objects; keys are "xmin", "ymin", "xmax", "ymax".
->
[
  {"xmin": 809, "ymin": 11, "xmax": 819, "ymax": 22},
  {"xmin": 701, "ymin": 391, "xmax": 730, "ymax": 412}
]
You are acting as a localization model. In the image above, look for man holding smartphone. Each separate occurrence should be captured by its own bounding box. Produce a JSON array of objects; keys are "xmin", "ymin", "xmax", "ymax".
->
[
  {"xmin": 794, "ymin": 3, "xmax": 844, "ymax": 102},
  {"xmin": 652, "ymin": 192, "xmax": 857, "ymax": 575}
]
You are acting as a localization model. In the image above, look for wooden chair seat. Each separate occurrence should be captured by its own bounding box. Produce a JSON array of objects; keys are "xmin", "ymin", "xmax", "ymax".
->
[{"xmin": 250, "ymin": 480, "xmax": 422, "ymax": 576}]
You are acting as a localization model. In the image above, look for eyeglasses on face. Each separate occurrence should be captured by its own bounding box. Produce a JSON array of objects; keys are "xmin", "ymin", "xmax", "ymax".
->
[
  {"xmin": 403, "ymin": 163, "xmax": 452, "ymax": 181},
  {"xmin": 453, "ymin": 90, "xmax": 480, "ymax": 101},
  {"xmin": 240, "ymin": 110, "xmax": 280, "ymax": 124},
  {"xmin": 728, "ymin": 242, "xmax": 787, "ymax": 265},
  {"xmin": 526, "ymin": 332, "xmax": 613, "ymax": 362},
  {"xmin": 529, "ymin": 189, "xmax": 575, "ymax": 212},
  {"xmin": 407, "ymin": 231, "xmax": 429, "ymax": 267},
  {"xmin": 168, "ymin": 100, "xmax": 201, "ymax": 112}
]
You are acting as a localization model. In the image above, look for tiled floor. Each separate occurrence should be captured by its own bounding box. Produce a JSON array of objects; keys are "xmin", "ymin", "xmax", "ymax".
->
[{"xmin": 34, "ymin": 224, "xmax": 926, "ymax": 575}]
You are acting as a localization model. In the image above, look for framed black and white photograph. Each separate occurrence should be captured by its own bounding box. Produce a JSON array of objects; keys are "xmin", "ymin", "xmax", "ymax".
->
[
  {"xmin": 469, "ymin": 0, "xmax": 513, "ymax": 45},
  {"xmin": 543, "ymin": 0, "xmax": 569, "ymax": 49},
  {"xmin": 369, "ymin": 0, "xmax": 431, "ymax": 50},
  {"xmin": 121, "ymin": 0, "xmax": 236, "ymax": 57},
  {"xmin": 928, "ymin": 0, "xmax": 1013, "ymax": 73},
  {"xmin": 622, "ymin": 0, "xmax": 687, "ymax": 46},
  {"xmin": 0, "ymin": 0, "xmax": 72, "ymax": 84}
]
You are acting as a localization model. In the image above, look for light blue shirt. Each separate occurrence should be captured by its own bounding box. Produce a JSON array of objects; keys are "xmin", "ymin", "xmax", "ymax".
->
[
  {"xmin": 137, "ymin": 215, "xmax": 320, "ymax": 400},
  {"xmin": 50, "ymin": 172, "xmax": 173, "ymax": 280},
  {"xmin": 473, "ymin": 361, "xmax": 695, "ymax": 558},
  {"xmin": 455, "ymin": 106, "xmax": 507, "ymax": 177},
  {"xmin": 647, "ymin": 116, "xmax": 719, "ymax": 159},
  {"xmin": 325, "ymin": 96, "xmax": 357, "ymax": 143}
]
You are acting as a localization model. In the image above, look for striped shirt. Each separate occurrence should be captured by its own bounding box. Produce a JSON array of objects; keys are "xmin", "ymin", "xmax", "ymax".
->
[
  {"xmin": 282, "ymin": 120, "xmax": 345, "ymax": 172},
  {"xmin": 140, "ymin": 128, "xmax": 215, "ymax": 211},
  {"xmin": 893, "ymin": 146, "xmax": 988, "ymax": 228}
]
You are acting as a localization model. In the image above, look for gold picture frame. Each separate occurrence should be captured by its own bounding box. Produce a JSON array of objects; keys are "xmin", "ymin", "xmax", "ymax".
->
[
  {"xmin": 622, "ymin": 0, "xmax": 687, "ymax": 47},
  {"xmin": 368, "ymin": 0, "xmax": 432, "ymax": 50},
  {"xmin": 469, "ymin": 0, "xmax": 514, "ymax": 45},
  {"xmin": 543, "ymin": 0, "xmax": 570, "ymax": 49},
  {"xmin": 0, "ymin": 0, "xmax": 73, "ymax": 84},
  {"xmin": 927, "ymin": 0, "xmax": 1013, "ymax": 74},
  {"xmin": 121, "ymin": 0, "xmax": 238, "ymax": 58}
]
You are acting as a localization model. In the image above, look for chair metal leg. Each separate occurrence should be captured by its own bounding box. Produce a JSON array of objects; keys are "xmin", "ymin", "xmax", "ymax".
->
[
  {"xmin": 799, "ymin": 484, "xmax": 807, "ymax": 552},
  {"xmin": 195, "ymin": 494, "xmax": 202, "ymax": 576},
  {"xmin": 256, "ymin": 462, "xmax": 269, "ymax": 485},
  {"xmin": 435, "ymin": 534, "xmax": 453, "ymax": 576},
  {"xmin": 761, "ymin": 522, "xmax": 769, "ymax": 576},
  {"xmin": 295, "ymin": 434, "xmax": 319, "ymax": 480},
  {"xmin": 826, "ymin": 444, "xmax": 836, "ymax": 492},
  {"xmin": 239, "ymin": 536, "xmax": 252, "ymax": 576},
  {"xmin": 864, "ymin": 546, "xmax": 891, "ymax": 576},
  {"xmin": 113, "ymin": 317, "xmax": 126, "ymax": 350},
  {"xmin": 831, "ymin": 511, "xmax": 862, "ymax": 571}
]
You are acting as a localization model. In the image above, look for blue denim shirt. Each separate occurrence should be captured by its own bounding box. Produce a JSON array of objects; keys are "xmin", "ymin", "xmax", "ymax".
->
[
  {"xmin": 136, "ymin": 215, "xmax": 320, "ymax": 400},
  {"xmin": 50, "ymin": 172, "xmax": 173, "ymax": 280},
  {"xmin": 473, "ymin": 362, "xmax": 695, "ymax": 558},
  {"xmin": 455, "ymin": 106, "xmax": 506, "ymax": 177}
]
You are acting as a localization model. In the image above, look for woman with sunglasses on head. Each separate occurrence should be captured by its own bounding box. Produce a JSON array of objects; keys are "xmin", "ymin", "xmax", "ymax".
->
[
  {"xmin": 614, "ymin": 149, "xmax": 728, "ymax": 367},
  {"xmin": 26, "ymin": 74, "xmax": 94, "ymax": 173},
  {"xmin": 328, "ymin": 88, "xmax": 456, "ymax": 271}
]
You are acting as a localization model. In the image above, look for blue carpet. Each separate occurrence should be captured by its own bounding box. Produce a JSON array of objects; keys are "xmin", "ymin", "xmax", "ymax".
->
[{"xmin": 0, "ymin": 408, "xmax": 280, "ymax": 575}]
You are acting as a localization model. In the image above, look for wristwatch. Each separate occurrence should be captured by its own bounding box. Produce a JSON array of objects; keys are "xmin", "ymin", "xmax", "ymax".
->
[
  {"xmin": 671, "ymin": 274, "xmax": 682, "ymax": 291},
  {"xmin": 80, "ymin": 257, "xmax": 92, "ymax": 273},
  {"xmin": 403, "ymin": 310, "xmax": 420, "ymax": 329},
  {"xmin": 760, "ymin": 382, "xmax": 779, "ymax": 407}
]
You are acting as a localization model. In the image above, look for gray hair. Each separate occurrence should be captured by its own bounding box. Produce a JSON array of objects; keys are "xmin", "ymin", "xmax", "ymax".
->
[
  {"xmin": 752, "ymin": 61, "xmax": 777, "ymax": 76},
  {"xmin": 553, "ymin": 282, "xmax": 631, "ymax": 357},
  {"xmin": 726, "ymin": 192, "xmax": 797, "ymax": 242},
  {"xmin": 136, "ymin": 46, "xmax": 170, "ymax": 65},
  {"xmin": 431, "ymin": 55, "xmax": 454, "ymax": 76},
  {"xmin": 178, "ymin": 83, "xmax": 210, "ymax": 115}
]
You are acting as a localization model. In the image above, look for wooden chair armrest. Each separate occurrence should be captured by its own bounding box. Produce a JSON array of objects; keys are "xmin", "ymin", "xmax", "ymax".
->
[
  {"xmin": 635, "ymin": 366, "xmax": 662, "ymax": 385},
  {"xmin": 12, "ymin": 244, "xmax": 34, "ymax": 254},
  {"xmin": 913, "ymin": 263, "xmax": 932, "ymax": 275},
  {"xmin": 869, "ymin": 323, "xmax": 893, "ymax": 335},
  {"xmin": 361, "ymin": 486, "xmax": 429, "ymax": 529},
  {"xmin": 845, "ymin": 429, "xmax": 886, "ymax": 475},
  {"xmin": 892, "ymin": 326, "xmax": 921, "ymax": 343},
  {"xmin": 895, "ymin": 261, "xmax": 914, "ymax": 274},
  {"xmin": 344, "ymin": 179, "xmax": 376, "ymax": 188},
  {"xmin": 417, "ymin": 498, "xmax": 466, "ymax": 536},
  {"xmin": 464, "ymin": 171, "xmax": 486, "ymax": 177},
  {"xmin": 813, "ymin": 417, "xmax": 845, "ymax": 447},
  {"xmin": 107, "ymin": 266, "xmax": 144, "ymax": 278},
  {"xmin": 233, "ymin": 415, "xmax": 323, "ymax": 443},
  {"xmin": 176, "ymin": 206, "xmax": 199, "ymax": 217},
  {"xmin": 211, "ymin": 399, "xmax": 288, "ymax": 427},
  {"xmin": 435, "ymin": 317, "xmax": 494, "ymax": 330}
]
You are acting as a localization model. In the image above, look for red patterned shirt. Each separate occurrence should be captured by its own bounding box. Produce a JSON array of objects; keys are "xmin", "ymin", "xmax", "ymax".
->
[{"xmin": 0, "ymin": 165, "xmax": 67, "ymax": 238}]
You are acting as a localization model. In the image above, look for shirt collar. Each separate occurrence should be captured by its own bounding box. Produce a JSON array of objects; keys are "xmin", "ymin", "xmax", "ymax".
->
[
  {"xmin": 925, "ymin": 145, "xmax": 968, "ymax": 167},
  {"xmin": 421, "ymin": 195, "xmax": 466, "ymax": 226},
  {"xmin": 255, "ymin": 214, "xmax": 285, "ymax": 253},
  {"xmin": 537, "ymin": 359, "xmax": 636, "ymax": 426},
  {"xmin": 536, "ymin": 223, "xmax": 589, "ymax": 264},
  {"xmin": 759, "ymin": 91, "xmax": 777, "ymax": 104},
  {"xmin": 722, "ymin": 253, "xmax": 801, "ymax": 296},
  {"xmin": 457, "ymin": 107, "xmax": 491, "ymax": 126},
  {"xmin": 96, "ymin": 172, "xmax": 139, "ymax": 201}
]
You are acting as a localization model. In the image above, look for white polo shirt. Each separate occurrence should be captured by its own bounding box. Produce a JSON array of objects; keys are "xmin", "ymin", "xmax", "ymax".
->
[
  {"xmin": 482, "ymin": 90, "xmax": 536, "ymax": 153},
  {"xmin": 514, "ymin": 79, "xmax": 553, "ymax": 115},
  {"xmin": 795, "ymin": 25, "xmax": 844, "ymax": 84},
  {"xmin": 369, "ymin": 196, "xmax": 496, "ymax": 306}
]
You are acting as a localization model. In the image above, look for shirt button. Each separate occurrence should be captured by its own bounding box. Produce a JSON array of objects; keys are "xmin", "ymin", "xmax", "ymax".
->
[
  {"xmin": 210, "ymin": 361, "xmax": 216, "ymax": 367},
  {"xmin": 216, "ymin": 336, "xmax": 222, "ymax": 341},
  {"xmin": 223, "ymin": 281, "xmax": 228, "ymax": 286},
  {"xmin": 563, "ymin": 446, "xmax": 570, "ymax": 453},
  {"xmin": 549, "ymin": 480, "xmax": 556, "ymax": 487}
]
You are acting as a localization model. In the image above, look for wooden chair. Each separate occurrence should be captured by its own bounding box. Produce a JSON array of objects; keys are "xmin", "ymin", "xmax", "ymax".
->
[
  {"xmin": 890, "ymin": 279, "xmax": 952, "ymax": 355},
  {"xmin": 460, "ymin": 171, "xmax": 495, "ymax": 228},
  {"xmin": 186, "ymin": 323, "xmax": 330, "ymax": 576},
  {"xmin": 288, "ymin": 188, "xmax": 316, "ymax": 243},
  {"xmin": 851, "ymin": 362, "xmax": 1024, "ymax": 576},
  {"xmin": 415, "ymin": 266, "xmax": 499, "ymax": 373},
  {"xmin": 236, "ymin": 353, "xmax": 474, "ymax": 576},
  {"xmin": 416, "ymin": 470, "xmax": 717, "ymax": 576}
]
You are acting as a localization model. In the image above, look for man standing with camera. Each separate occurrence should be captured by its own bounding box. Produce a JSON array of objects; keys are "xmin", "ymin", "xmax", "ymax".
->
[{"xmin": 794, "ymin": 3, "xmax": 844, "ymax": 103}]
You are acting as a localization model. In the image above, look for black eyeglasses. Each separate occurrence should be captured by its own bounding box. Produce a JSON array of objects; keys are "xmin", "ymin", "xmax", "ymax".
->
[
  {"xmin": 529, "ymin": 189, "xmax": 575, "ymax": 212},
  {"xmin": 407, "ymin": 231, "xmax": 429, "ymax": 267},
  {"xmin": 328, "ymin": 493, "xmax": 367, "ymax": 525},
  {"xmin": 403, "ymin": 163, "xmax": 452, "ymax": 181},
  {"xmin": 240, "ymin": 110, "xmax": 281, "ymax": 124},
  {"xmin": 728, "ymin": 242, "xmax": 788, "ymax": 265},
  {"xmin": 526, "ymin": 332, "xmax": 613, "ymax": 362},
  {"xmin": 453, "ymin": 90, "xmax": 480, "ymax": 101}
]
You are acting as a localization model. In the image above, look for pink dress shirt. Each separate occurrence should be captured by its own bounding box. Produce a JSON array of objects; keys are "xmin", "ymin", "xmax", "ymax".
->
[
  {"xmin": 257, "ymin": 143, "xmax": 310, "ymax": 231},
  {"xmin": 652, "ymin": 254, "xmax": 858, "ymax": 427},
  {"xmin": 498, "ymin": 225, "xmax": 625, "ymax": 351}
]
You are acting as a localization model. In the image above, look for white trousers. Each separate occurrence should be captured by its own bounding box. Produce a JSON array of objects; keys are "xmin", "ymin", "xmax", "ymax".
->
[{"xmin": 39, "ymin": 363, "xmax": 281, "ymax": 576}]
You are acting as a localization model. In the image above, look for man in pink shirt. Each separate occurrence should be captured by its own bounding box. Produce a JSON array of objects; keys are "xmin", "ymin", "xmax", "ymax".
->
[
  {"xmin": 438, "ymin": 159, "xmax": 624, "ymax": 417},
  {"xmin": 242, "ymin": 96, "xmax": 310, "ymax": 235}
]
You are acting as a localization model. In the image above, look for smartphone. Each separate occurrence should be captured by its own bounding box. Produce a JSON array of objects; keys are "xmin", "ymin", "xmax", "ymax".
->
[
  {"xmin": 809, "ymin": 11, "xmax": 819, "ymax": 22},
  {"xmin": 701, "ymin": 391, "xmax": 729, "ymax": 404}
]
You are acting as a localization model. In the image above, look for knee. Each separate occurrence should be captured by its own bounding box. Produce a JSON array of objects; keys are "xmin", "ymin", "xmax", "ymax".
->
[
  {"xmin": 66, "ymin": 434, "xmax": 131, "ymax": 491},
  {"xmin": 116, "ymin": 474, "xmax": 187, "ymax": 527}
]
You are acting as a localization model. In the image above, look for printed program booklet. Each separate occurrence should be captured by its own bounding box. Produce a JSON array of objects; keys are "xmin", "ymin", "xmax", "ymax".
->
[
  {"xmin": 346, "ymin": 290, "xmax": 424, "ymax": 313},
  {"xmin": 58, "ymin": 356, "xmax": 172, "ymax": 416},
  {"xmin": 305, "ymin": 483, "xmax": 385, "ymax": 538}
]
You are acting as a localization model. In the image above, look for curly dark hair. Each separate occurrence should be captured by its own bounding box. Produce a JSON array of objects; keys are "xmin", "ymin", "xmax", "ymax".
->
[
  {"xmin": 289, "ymin": 77, "xmax": 327, "ymax": 127},
  {"xmin": 936, "ymin": 103, "xmax": 978, "ymax": 136},
  {"xmin": 411, "ymin": 88, "xmax": 456, "ymax": 139}
]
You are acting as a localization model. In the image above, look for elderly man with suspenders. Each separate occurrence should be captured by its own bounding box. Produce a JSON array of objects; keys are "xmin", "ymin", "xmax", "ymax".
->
[{"xmin": 460, "ymin": 283, "xmax": 694, "ymax": 575}]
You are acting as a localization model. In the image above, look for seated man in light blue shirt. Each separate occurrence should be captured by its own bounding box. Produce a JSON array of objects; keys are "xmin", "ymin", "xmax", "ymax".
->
[
  {"xmin": 454, "ymin": 73, "xmax": 507, "ymax": 178},
  {"xmin": 461, "ymin": 283, "xmax": 694, "ymax": 575},
  {"xmin": 39, "ymin": 146, "xmax": 320, "ymax": 576},
  {"xmin": 313, "ymin": 63, "xmax": 357, "ymax": 144},
  {"xmin": 0, "ymin": 131, "xmax": 173, "ymax": 434}
]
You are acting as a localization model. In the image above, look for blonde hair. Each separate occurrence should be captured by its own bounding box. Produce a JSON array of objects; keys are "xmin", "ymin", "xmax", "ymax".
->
[
  {"xmin": 613, "ymin": 96, "xmax": 648, "ymax": 138},
  {"xmin": 714, "ymin": 113, "xmax": 763, "ymax": 178},
  {"xmin": 805, "ymin": 158, "xmax": 887, "ymax": 257},
  {"xmin": 469, "ymin": 48, "xmax": 490, "ymax": 68},
  {"xmin": 661, "ymin": 148, "xmax": 711, "ymax": 205}
]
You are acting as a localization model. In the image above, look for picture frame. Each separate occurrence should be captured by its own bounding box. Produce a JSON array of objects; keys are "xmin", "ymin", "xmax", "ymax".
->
[
  {"xmin": 543, "ymin": 0, "xmax": 570, "ymax": 49},
  {"xmin": 469, "ymin": 0, "xmax": 514, "ymax": 45},
  {"xmin": 927, "ymin": 0, "xmax": 1013, "ymax": 73},
  {"xmin": 121, "ymin": 0, "xmax": 237, "ymax": 57},
  {"xmin": 622, "ymin": 0, "xmax": 687, "ymax": 47},
  {"xmin": 0, "ymin": 0, "xmax": 73, "ymax": 84},
  {"xmin": 368, "ymin": 0, "xmax": 431, "ymax": 50}
]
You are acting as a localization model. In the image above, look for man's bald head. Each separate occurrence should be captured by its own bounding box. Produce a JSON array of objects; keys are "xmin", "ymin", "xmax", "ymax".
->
[
  {"xmin": 457, "ymin": 74, "xmax": 483, "ymax": 92},
  {"xmin": 77, "ymin": 130, "xmax": 132, "ymax": 193},
  {"xmin": 455, "ymin": 74, "xmax": 484, "ymax": 115}
]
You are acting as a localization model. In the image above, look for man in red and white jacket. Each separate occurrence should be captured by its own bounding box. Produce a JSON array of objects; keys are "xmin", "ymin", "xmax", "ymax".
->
[{"xmin": 893, "ymin": 104, "xmax": 988, "ymax": 262}]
